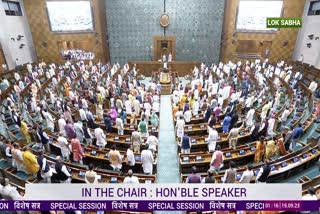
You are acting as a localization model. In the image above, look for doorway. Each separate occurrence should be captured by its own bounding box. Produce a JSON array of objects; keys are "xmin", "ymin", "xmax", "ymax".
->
[{"xmin": 153, "ymin": 35, "xmax": 176, "ymax": 61}]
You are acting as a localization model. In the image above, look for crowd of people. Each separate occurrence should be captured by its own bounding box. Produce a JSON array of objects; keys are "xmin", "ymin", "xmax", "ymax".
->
[
  {"xmin": 0, "ymin": 58, "xmax": 165, "ymax": 195},
  {"xmin": 0, "ymin": 56, "xmax": 318, "ymax": 208},
  {"xmin": 171, "ymin": 58, "xmax": 319, "ymax": 185}
]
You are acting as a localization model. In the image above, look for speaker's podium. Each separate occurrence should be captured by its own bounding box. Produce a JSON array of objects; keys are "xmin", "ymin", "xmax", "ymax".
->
[{"xmin": 159, "ymin": 66, "xmax": 172, "ymax": 95}]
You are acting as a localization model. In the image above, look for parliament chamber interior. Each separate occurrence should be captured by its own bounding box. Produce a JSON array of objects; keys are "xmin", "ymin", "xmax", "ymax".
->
[{"xmin": 0, "ymin": 0, "xmax": 319, "ymax": 213}]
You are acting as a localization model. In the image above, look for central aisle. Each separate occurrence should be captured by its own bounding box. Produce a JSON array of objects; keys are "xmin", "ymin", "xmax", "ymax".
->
[{"xmin": 156, "ymin": 95, "xmax": 180, "ymax": 183}]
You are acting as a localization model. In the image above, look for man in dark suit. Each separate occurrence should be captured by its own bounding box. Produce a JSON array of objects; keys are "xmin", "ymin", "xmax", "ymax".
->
[{"xmin": 256, "ymin": 160, "xmax": 271, "ymax": 183}]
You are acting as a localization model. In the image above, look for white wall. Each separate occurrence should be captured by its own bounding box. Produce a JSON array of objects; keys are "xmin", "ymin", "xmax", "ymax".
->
[
  {"xmin": 0, "ymin": 0, "xmax": 36, "ymax": 69},
  {"xmin": 293, "ymin": 0, "xmax": 320, "ymax": 69}
]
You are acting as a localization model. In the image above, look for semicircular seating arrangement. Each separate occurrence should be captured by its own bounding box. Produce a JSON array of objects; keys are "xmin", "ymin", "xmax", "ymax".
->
[
  {"xmin": 0, "ymin": 61, "xmax": 161, "ymax": 214},
  {"xmin": 0, "ymin": 58, "xmax": 319, "ymax": 214},
  {"xmin": 171, "ymin": 59, "xmax": 319, "ymax": 213}
]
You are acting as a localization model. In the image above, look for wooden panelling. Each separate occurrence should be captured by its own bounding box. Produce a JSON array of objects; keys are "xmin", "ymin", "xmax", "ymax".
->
[
  {"xmin": 0, "ymin": 48, "xmax": 6, "ymax": 68},
  {"xmin": 24, "ymin": 0, "xmax": 110, "ymax": 64},
  {"xmin": 220, "ymin": 0, "xmax": 306, "ymax": 63},
  {"xmin": 235, "ymin": 40, "xmax": 259, "ymax": 54},
  {"xmin": 129, "ymin": 61, "xmax": 200, "ymax": 77}
]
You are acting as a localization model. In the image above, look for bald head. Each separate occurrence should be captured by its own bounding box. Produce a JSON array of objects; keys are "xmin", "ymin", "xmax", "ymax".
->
[
  {"xmin": 128, "ymin": 169, "xmax": 133, "ymax": 177},
  {"xmin": 56, "ymin": 156, "xmax": 62, "ymax": 163}
]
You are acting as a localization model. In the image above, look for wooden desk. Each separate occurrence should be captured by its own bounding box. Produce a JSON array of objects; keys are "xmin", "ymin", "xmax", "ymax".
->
[
  {"xmin": 179, "ymin": 146, "xmax": 255, "ymax": 174},
  {"xmin": 176, "ymin": 129, "xmax": 251, "ymax": 152},
  {"xmin": 181, "ymin": 145, "xmax": 320, "ymax": 183},
  {"xmin": 129, "ymin": 61, "xmax": 200, "ymax": 77}
]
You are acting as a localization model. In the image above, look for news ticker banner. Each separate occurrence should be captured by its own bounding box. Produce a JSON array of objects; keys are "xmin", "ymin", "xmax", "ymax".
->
[
  {"xmin": 1, "ymin": 184, "xmax": 311, "ymax": 211},
  {"xmin": 3, "ymin": 200, "xmax": 320, "ymax": 211},
  {"xmin": 26, "ymin": 184, "xmax": 301, "ymax": 200}
]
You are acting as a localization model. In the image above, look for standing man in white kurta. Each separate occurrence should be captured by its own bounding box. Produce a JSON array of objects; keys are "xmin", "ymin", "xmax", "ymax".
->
[{"xmin": 141, "ymin": 144, "xmax": 154, "ymax": 174}]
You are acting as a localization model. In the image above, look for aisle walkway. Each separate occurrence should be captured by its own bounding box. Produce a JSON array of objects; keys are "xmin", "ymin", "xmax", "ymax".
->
[
  {"xmin": 155, "ymin": 95, "xmax": 182, "ymax": 214},
  {"xmin": 157, "ymin": 95, "xmax": 180, "ymax": 183}
]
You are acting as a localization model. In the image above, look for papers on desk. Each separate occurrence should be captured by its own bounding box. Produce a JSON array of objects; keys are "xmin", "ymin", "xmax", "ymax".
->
[
  {"xmin": 204, "ymin": 138, "xmax": 208, "ymax": 142},
  {"xmin": 302, "ymin": 153, "xmax": 308, "ymax": 159},
  {"xmin": 271, "ymin": 165, "xmax": 276, "ymax": 171},
  {"xmin": 250, "ymin": 147, "xmax": 256, "ymax": 152},
  {"xmin": 188, "ymin": 126, "xmax": 192, "ymax": 130},
  {"xmin": 91, "ymin": 151, "xmax": 97, "ymax": 156},
  {"xmin": 281, "ymin": 162, "xmax": 287, "ymax": 167},
  {"xmin": 254, "ymin": 169, "xmax": 259, "ymax": 176},
  {"xmin": 145, "ymin": 180, "xmax": 152, "ymax": 184},
  {"xmin": 114, "ymin": 136, "xmax": 120, "ymax": 140},
  {"xmin": 226, "ymin": 152, "xmax": 231, "ymax": 158},
  {"xmin": 239, "ymin": 150, "xmax": 245, "ymax": 155},
  {"xmin": 200, "ymin": 124, "xmax": 205, "ymax": 129},
  {"xmin": 311, "ymin": 149, "xmax": 317, "ymax": 154},
  {"xmin": 105, "ymin": 153, "xmax": 109, "ymax": 158},
  {"xmin": 191, "ymin": 139, "xmax": 196, "ymax": 144},
  {"xmin": 196, "ymin": 156, "xmax": 202, "ymax": 161},
  {"xmin": 183, "ymin": 157, "xmax": 189, "ymax": 162},
  {"xmin": 110, "ymin": 177, "xmax": 118, "ymax": 183},
  {"xmin": 125, "ymin": 137, "xmax": 131, "ymax": 142},
  {"xmin": 195, "ymin": 115, "xmax": 200, "ymax": 118},
  {"xmin": 129, "ymin": 125, "xmax": 135, "ymax": 129}
]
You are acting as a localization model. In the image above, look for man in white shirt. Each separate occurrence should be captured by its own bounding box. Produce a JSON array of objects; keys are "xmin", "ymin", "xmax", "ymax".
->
[
  {"xmin": 152, "ymin": 102, "xmax": 160, "ymax": 112},
  {"xmin": 141, "ymin": 144, "xmax": 154, "ymax": 174},
  {"xmin": 0, "ymin": 178, "xmax": 23, "ymax": 200},
  {"xmin": 294, "ymin": 71, "xmax": 302, "ymax": 80},
  {"xmin": 267, "ymin": 115, "xmax": 276, "ymax": 137},
  {"xmin": 239, "ymin": 163, "xmax": 254, "ymax": 183},
  {"xmin": 245, "ymin": 94, "xmax": 255, "ymax": 111},
  {"xmin": 246, "ymin": 107, "xmax": 255, "ymax": 128},
  {"xmin": 207, "ymin": 126, "xmax": 219, "ymax": 152},
  {"xmin": 192, "ymin": 99, "xmax": 200, "ymax": 115},
  {"xmin": 280, "ymin": 107, "xmax": 290, "ymax": 127},
  {"xmin": 14, "ymin": 72, "xmax": 20, "ymax": 82},
  {"xmin": 124, "ymin": 99, "xmax": 132, "ymax": 114},
  {"xmin": 175, "ymin": 108, "xmax": 183, "ymax": 121},
  {"xmin": 127, "ymin": 145, "xmax": 135, "ymax": 167},
  {"xmin": 184, "ymin": 109, "xmax": 192, "ymax": 123},
  {"xmin": 133, "ymin": 98, "xmax": 141, "ymax": 116},
  {"xmin": 94, "ymin": 127, "xmax": 107, "ymax": 147},
  {"xmin": 58, "ymin": 115, "xmax": 67, "ymax": 136},
  {"xmin": 81, "ymin": 98, "xmax": 88, "ymax": 110},
  {"xmin": 308, "ymin": 81, "xmax": 318, "ymax": 93},
  {"xmin": 123, "ymin": 169, "xmax": 140, "ymax": 183},
  {"xmin": 146, "ymin": 134, "xmax": 158, "ymax": 153},
  {"xmin": 79, "ymin": 107, "xmax": 87, "ymax": 122},
  {"xmin": 57, "ymin": 133, "xmax": 70, "ymax": 161},
  {"xmin": 44, "ymin": 109, "xmax": 55, "ymax": 132},
  {"xmin": 116, "ymin": 115, "xmax": 124, "ymax": 135}
]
